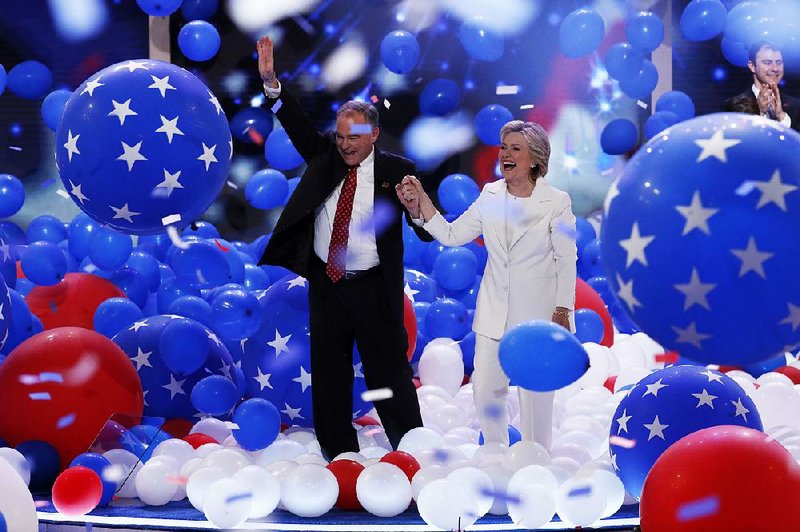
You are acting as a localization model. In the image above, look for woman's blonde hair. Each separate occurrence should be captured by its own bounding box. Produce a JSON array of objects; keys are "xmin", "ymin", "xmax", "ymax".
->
[{"xmin": 500, "ymin": 120, "xmax": 550, "ymax": 181}]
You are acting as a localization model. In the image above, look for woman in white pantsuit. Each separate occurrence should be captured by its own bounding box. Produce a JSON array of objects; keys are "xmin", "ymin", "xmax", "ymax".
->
[{"xmin": 397, "ymin": 121, "xmax": 577, "ymax": 449}]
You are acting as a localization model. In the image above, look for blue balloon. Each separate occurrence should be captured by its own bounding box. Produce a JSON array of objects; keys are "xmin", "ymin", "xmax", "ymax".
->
[
  {"xmin": 211, "ymin": 289, "xmax": 262, "ymax": 340},
  {"xmin": 265, "ymin": 128, "xmax": 303, "ymax": 171},
  {"xmin": 231, "ymin": 398, "xmax": 281, "ymax": 451},
  {"xmin": 15, "ymin": 440, "xmax": 60, "ymax": 491},
  {"xmin": 724, "ymin": 1, "xmax": 767, "ymax": 45},
  {"xmin": 574, "ymin": 308, "xmax": 605, "ymax": 343},
  {"xmin": 89, "ymin": 226, "xmax": 132, "ymax": 271},
  {"xmin": 438, "ymin": 174, "xmax": 480, "ymax": 217},
  {"xmin": 626, "ymin": 11, "xmax": 664, "ymax": 52},
  {"xmin": 575, "ymin": 217, "xmax": 597, "ymax": 260},
  {"xmin": 499, "ymin": 320, "xmax": 589, "ymax": 391},
  {"xmin": 70, "ymin": 453, "xmax": 116, "ymax": 505},
  {"xmin": 0, "ymin": 64, "xmax": 6, "ymax": 95},
  {"xmin": 95, "ymin": 297, "xmax": 143, "ymax": 338},
  {"xmin": 230, "ymin": 107, "xmax": 274, "ymax": 143},
  {"xmin": 610, "ymin": 365, "xmax": 762, "ymax": 498},
  {"xmin": 27, "ymin": 215, "xmax": 67, "ymax": 244},
  {"xmin": 379, "ymin": 30, "xmax": 420, "ymax": 74},
  {"xmin": 216, "ymin": 240, "xmax": 245, "ymax": 284},
  {"xmin": 419, "ymin": 78, "xmax": 461, "ymax": 116},
  {"xmin": 190, "ymin": 374, "xmax": 239, "ymax": 415},
  {"xmin": 168, "ymin": 295, "xmax": 212, "ymax": 326},
  {"xmin": 458, "ymin": 17, "xmax": 504, "ymax": 62},
  {"xmin": 0, "ymin": 174, "xmax": 24, "ymax": 218},
  {"xmin": 245, "ymin": 169, "xmax": 288, "ymax": 210},
  {"xmin": 721, "ymin": 36, "xmax": 748, "ymax": 67},
  {"xmin": 21, "ymin": 241, "xmax": 66, "ymax": 286},
  {"xmin": 181, "ymin": 0, "xmax": 218, "ymax": 20},
  {"xmin": 125, "ymin": 250, "xmax": 161, "ymax": 292},
  {"xmin": 579, "ymin": 238, "xmax": 604, "ymax": 279},
  {"xmin": 602, "ymin": 113, "xmax": 800, "ymax": 365},
  {"xmin": 741, "ymin": 352, "xmax": 787, "ymax": 377},
  {"xmin": 285, "ymin": 177, "xmax": 300, "ymax": 203},
  {"xmin": 55, "ymin": 60, "xmax": 232, "ymax": 234},
  {"xmin": 459, "ymin": 331, "xmax": 476, "ymax": 375},
  {"xmin": 605, "ymin": 43, "xmax": 645, "ymax": 82},
  {"xmin": 182, "ymin": 220, "xmax": 220, "ymax": 240},
  {"xmin": 479, "ymin": 425, "xmax": 521, "ymax": 445},
  {"xmin": 404, "ymin": 269, "xmax": 439, "ymax": 303},
  {"xmin": 655, "ymin": 91, "xmax": 696, "ymax": 121},
  {"xmin": 1, "ymin": 289, "xmax": 35, "ymax": 355},
  {"xmin": 586, "ymin": 276, "xmax": 612, "ymax": 304},
  {"xmin": 169, "ymin": 238, "xmax": 229, "ymax": 288},
  {"xmin": 601, "ymin": 119, "xmax": 638, "ymax": 155},
  {"xmin": 0, "ymin": 222, "xmax": 25, "ymax": 246},
  {"xmin": 619, "ymin": 59, "xmax": 659, "ymax": 100},
  {"xmin": 67, "ymin": 213, "xmax": 98, "ymax": 260},
  {"xmin": 403, "ymin": 223, "xmax": 427, "ymax": 265},
  {"xmin": 242, "ymin": 263, "xmax": 270, "ymax": 291},
  {"xmin": 160, "ymin": 317, "xmax": 210, "ymax": 375},
  {"xmin": 474, "ymin": 104, "xmax": 513, "ymax": 146},
  {"xmin": 6, "ymin": 61, "xmax": 52, "ymax": 99},
  {"xmin": 644, "ymin": 110, "xmax": 679, "ymax": 139},
  {"xmin": 109, "ymin": 267, "xmax": 149, "ymax": 308},
  {"xmin": 137, "ymin": 233, "xmax": 171, "ymax": 261},
  {"xmin": 425, "ymin": 297, "xmax": 470, "ymax": 340},
  {"xmin": 559, "ymin": 9, "xmax": 605, "ymax": 58},
  {"xmin": 433, "ymin": 247, "xmax": 478, "ymax": 292},
  {"xmin": 41, "ymin": 89, "xmax": 72, "ymax": 132},
  {"xmin": 681, "ymin": 0, "xmax": 727, "ymax": 42},
  {"xmin": 136, "ymin": 0, "xmax": 182, "ymax": 16}
]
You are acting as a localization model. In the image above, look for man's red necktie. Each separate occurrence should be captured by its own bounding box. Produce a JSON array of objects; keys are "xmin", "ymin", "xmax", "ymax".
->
[{"xmin": 326, "ymin": 165, "xmax": 358, "ymax": 282}]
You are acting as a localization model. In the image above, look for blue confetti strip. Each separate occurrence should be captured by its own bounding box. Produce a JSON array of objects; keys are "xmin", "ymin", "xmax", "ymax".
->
[
  {"xmin": 29, "ymin": 392, "xmax": 52, "ymax": 400},
  {"xmin": 677, "ymin": 495, "xmax": 720, "ymax": 521}
]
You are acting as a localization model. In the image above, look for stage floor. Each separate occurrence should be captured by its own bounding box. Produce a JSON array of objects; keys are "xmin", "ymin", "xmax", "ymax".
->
[{"xmin": 35, "ymin": 499, "xmax": 640, "ymax": 531}]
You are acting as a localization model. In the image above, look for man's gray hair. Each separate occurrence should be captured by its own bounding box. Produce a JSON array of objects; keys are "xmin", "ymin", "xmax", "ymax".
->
[{"xmin": 337, "ymin": 100, "xmax": 379, "ymax": 129}]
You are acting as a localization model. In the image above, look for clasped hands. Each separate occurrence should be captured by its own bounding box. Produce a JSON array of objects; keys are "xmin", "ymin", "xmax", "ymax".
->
[
  {"xmin": 395, "ymin": 175, "xmax": 426, "ymax": 220},
  {"xmin": 757, "ymin": 83, "xmax": 784, "ymax": 120}
]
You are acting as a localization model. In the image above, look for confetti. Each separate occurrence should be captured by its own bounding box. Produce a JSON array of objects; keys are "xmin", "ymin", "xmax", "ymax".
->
[
  {"xmin": 166, "ymin": 226, "xmax": 189, "ymax": 250},
  {"xmin": 225, "ymin": 492, "xmax": 253, "ymax": 504},
  {"xmin": 161, "ymin": 213, "xmax": 181, "ymax": 225},
  {"xmin": 349, "ymin": 123, "xmax": 372, "ymax": 135},
  {"xmin": 8, "ymin": 146, "xmax": 22, "ymax": 151},
  {"xmin": 655, "ymin": 351, "xmax": 679, "ymax": 364},
  {"xmin": 370, "ymin": 95, "xmax": 379, "ymax": 103},
  {"xmin": 383, "ymin": 99, "xmax": 391, "ymax": 109},
  {"xmin": 29, "ymin": 392, "xmax": 52, "ymax": 400},
  {"xmin": 271, "ymin": 100, "xmax": 283, "ymax": 114},
  {"xmin": 360, "ymin": 388, "xmax": 394, "ymax": 402},
  {"xmin": 519, "ymin": 104, "xmax": 535, "ymax": 110},
  {"xmin": 39, "ymin": 372, "xmax": 64, "ymax": 383},
  {"xmin": 41, "ymin": 177, "xmax": 57, "ymax": 188},
  {"xmin": 215, "ymin": 239, "xmax": 229, "ymax": 252},
  {"xmin": 567, "ymin": 484, "xmax": 593, "ymax": 497},
  {"xmin": 480, "ymin": 487, "xmax": 521, "ymax": 505},
  {"xmin": 226, "ymin": 180, "xmax": 238, "ymax": 189},
  {"xmin": 735, "ymin": 180, "xmax": 755, "ymax": 196},
  {"xmin": 166, "ymin": 474, "xmax": 189, "ymax": 486},
  {"xmin": 637, "ymin": 100, "xmax": 648, "ymax": 109},
  {"xmin": 609, "ymin": 435, "xmax": 637, "ymax": 449},
  {"xmin": 677, "ymin": 495, "xmax": 720, "ymax": 521},
  {"xmin": 56, "ymin": 189, "xmax": 70, "ymax": 199},
  {"xmin": 496, "ymin": 85, "xmax": 520, "ymax": 95}
]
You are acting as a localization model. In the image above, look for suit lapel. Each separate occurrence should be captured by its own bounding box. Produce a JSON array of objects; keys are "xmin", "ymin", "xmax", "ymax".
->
[
  {"xmin": 508, "ymin": 179, "xmax": 552, "ymax": 252},
  {"xmin": 483, "ymin": 181, "xmax": 508, "ymax": 255}
]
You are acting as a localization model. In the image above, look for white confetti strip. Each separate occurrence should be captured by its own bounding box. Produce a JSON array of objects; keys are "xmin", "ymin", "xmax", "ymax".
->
[
  {"xmin": 496, "ymin": 85, "xmax": 519, "ymax": 95},
  {"xmin": 162, "ymin": 213, "xmax": 181, "ymax": 225},
  {"xmin": 361, "ymin": 387, "xmax": 394, "ymax": 402}
]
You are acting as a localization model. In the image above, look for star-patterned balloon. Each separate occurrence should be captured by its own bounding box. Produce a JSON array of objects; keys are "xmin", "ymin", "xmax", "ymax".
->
[
  {"xmin": 602, "ymin": 113, "xmax": 800, "ymax": 365},
  {"xmin": 609, "ymin": 364, "xmax": 762, "ymax": 499},
  {"xmin": 0, "ymin": 267, "xmax": 12, "ymax": 352},
  {"xmin": 112, "ymin": 315, "xmax": 240, "ymax": 419},
  {"xmin": 54, "ymin": 60, "xmax": 232, "ymax": 234}
]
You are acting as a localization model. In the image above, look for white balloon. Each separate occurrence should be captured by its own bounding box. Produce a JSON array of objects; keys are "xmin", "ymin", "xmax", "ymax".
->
[
  {"xmin": 629, "ymin": 332, "xmax": 665, "ymax": 368},
  {"xmin": 577, "ymin": 342, "xmax": 612, "ymax": 388},
  {"xmin": 447, "ymin": 466, "xmax": 494, "ymax": 517},
  {"xmin": 417, "ymin": 384, "xmax": 454, "ymax": 401},
  {"xmin": 233, "ymin": 465, "xmax": 281, "ymax": 519},
  {"xmin": 294, "ymin": 452, "xmax": 328, "ymax": 466},
  {"xmin": 257, "ymin": 439, "xmax": 308, "ymax": 466},
  {"xmin": 757, "ymin": 372, "xmax": 794, "ymax": 387},
  {"xmin": 613, "ymin": 366, "xmax": 651, "ymax": 393},
  {"xmin": 418, "ymin": 478, "xmax": 479, "ymax": 530},
  {"xmin": 331, "ymin": 451, "xmax": 366, "ymax": 463},
  {"xmin": 203, "ymin": 478, "xmax": 252, "ymax": 529},
  {"xmin": 0, "ymin": 448, "xmax": 30, "ymax": 486},
  {"xmin": 359, "ymin": 445, "xmax": 390, "ymax": 459},
  {"xmin": 201, "ymin": 447, "xmax": 251, "ymax": 476},
  {"xmin": 397, "ymin": 427, "xmax": 445, "ymax": 454},
  {"xmin": 586, "ymin": 468, "xmax": 625, "ymax": 518},
  {"xmin": 186, "ymin": 466, "xmax": 227, "ymax": 511},
  {"xmin": 429, "ymin": 404, "xmax": 469, "ymax": 432},
  {"xmin": 190, "ymin": 418, "xmax": 230, "ymax": 443},
  {"xmin": 507, "ymin": 466, "xmax": 558, "ymax": 529},
  {"xmin": 611, "ymin": 340, "xmax": 648, "ymax": 373},
  {"xmin": 193, "ymin": 442, "xmax": 223, "ymax": 459},
  {"xmin": 555, "ymin": 476, "xmax": 606, "ymax": 527},
  {"xmin": 553, "ymin": 430, "xmax": 606, "ymax": 460},
  {"xmin": 502, "ymin": 440, "xmax": 551, "ymax": 471},
  {"xmin": 482, "ymin": 464, "xmax": 514, "ymax": 515},
  {"xmin": 284, "ymin": 427, "xmax": 317, "ymax": 446},
  {"xmin": 559, "ymin": 414, "xmax": 606, "ymax": 437},
  {"xmin": 152, "ymin": 438, "xmax": 195, "ymax": 467},
  {"xmin": 102, "ymin": 448, "xmax": 141, "ymax": 498},
  {"xmin": 135, "ymin": 461, "xmax": 178, "ymax": 506},
  {"xmin": 281, "ymin": 464, "xmax": 338, "ymax": 517},
  {"xmin": 457, "ymin": 442, "xmax": 480, "ymax": 460},
  {"xmin": 418, "ymin": 343, "xmax": 465, "ymax": 396},
  {"xmin": 753, "ymin": 381, "xmax": 800, "ymax": 431},
  {"xmin": 0, "ymin": 455, "xmax": 37, "ymax": 531},
  {"xmin": 410, "ymin": 464, "xmax": 450, "ymax": 501},
  {"xmin": 473, "ymin": 441, "xmax": 508, "ymax": 467},
  {"xmin": 356, "ymin": 462, "xmax": 413, "ymax": 517}
]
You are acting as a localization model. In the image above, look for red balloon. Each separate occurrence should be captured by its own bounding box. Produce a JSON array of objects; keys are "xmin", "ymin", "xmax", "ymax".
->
[
  {"xmin": 353, "ymin": 415, "xmax": 381, "ymax": 427},
  {"xmin": 640, "ymin": 425, "xmax": 800, "ymax": 531},
  {"xmin": 0, "ymin": 327, "xmax": 143, "ymax": 469},
  {"xmin": 380, "ymin": 450, "xmax": 420, "ymax": 482},
  {"xmin": 161, "ymin": 418, "xmax": 193, "ymax": 439},
  {"xmin": 183, "ymin": 433, "xmax": 218, "ymax": 449},
  {"xmin": 403, "ymin": 293, "xmax": 417, "ymax": 361},
  {"xmin": 327, "ymin": 459, "xmax": 365, "ymax": 510},
  {"xmin": 26, "ymin": 273, "xmax": 126, "ymax": 330},
  {"xmin": 52, "ymin": 466, "xmax": 103, "ymax": 516},
  {"xmin": 774, "ymin": 366, "xmax": 800, "ymax": 385},
  {"xmin": 575, "ymin": 278, "xmax": 613, "ymax": 347}
]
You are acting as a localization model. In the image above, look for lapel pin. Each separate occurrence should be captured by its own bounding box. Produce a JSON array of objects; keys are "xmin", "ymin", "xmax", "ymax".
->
[{"xmin": 382, "ymin": 182, "xmax": 390, "ymax": 189}]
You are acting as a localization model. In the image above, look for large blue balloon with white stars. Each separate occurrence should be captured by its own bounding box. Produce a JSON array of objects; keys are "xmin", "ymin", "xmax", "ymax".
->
[
  {"xmin": 609, "ymin": 364, "xmax": 761, "ymax": 499},
  {"xmin": 602, "ymin": 113, "xmax": 800, "ymax": 366},
  {"xmin": 55, "ymin": 59, "xmax": 232, "ymax": 235},
  {"xmin": 112, "ymin": 315, "xmax": 240, "ymax": 419}
]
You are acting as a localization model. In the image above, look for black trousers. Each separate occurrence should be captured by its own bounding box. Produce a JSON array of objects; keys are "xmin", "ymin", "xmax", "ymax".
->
[{"xmin": 307, "ymin": 256, "xmax": 423, "ymax": 459}]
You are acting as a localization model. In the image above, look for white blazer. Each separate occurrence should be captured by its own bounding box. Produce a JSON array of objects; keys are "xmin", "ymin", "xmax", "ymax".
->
[{"xmin": 424, "ymin": 179, "xmax": 577, "ymax": 340}]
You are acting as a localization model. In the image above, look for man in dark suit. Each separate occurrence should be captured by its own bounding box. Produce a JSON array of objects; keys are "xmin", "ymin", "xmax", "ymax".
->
[
  {"xmin": 255, "ymin": 36, "xmax": 432, "ymax": 460},
  {"xmin": 722, "ymin": 41, "xmax": 800, "ymax": 132}
]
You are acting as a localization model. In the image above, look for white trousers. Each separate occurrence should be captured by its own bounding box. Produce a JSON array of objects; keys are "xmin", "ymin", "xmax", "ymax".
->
[{"xmin": 472, "ymin": 333, "xmax": 554, "ymax": 449}]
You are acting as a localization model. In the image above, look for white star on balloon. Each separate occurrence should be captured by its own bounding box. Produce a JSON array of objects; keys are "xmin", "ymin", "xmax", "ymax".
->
[
  {"xmin": 404, "ymin": 282, "xmax": 419, "ymax": 303},
  {"xmin": 752, "ymin": 169, "xmax": 798, "ymax": 211},
  {"xmin": 198, "ymin": 143, "xmax": 218, "ymax": 171},
  {"xmin": 80, "ymin": 77, "xmax": 105, "ymax": 97},
  {"xmin": 730, "ymin": 236, "xmax": 773, "ymax": 278},
  {"xmin": 674, "ymin": 191, "xmax": 718, "ymax": 235},
  {"xmin": 281, "ymin": 403, "xmax": 304, "ymax": 420},
  {"xmin": 148, "ymin": 75, "xmax": 176, "ymax": 97},
  {"xmin": 117, "ymin": 140, "xmax": 147, "ymax": 171},
  {"xmin": 131, "ymin": 347, "xmax": 153, "ymax": 370},
  {"xmin": 267, "ymin": 329, "xmax": 292, "ymax": 357},
  {"xmin": 616, "ymin": 408, "xmax": 632, "ymax": 434},
  {"xmin": 69, "ymin": 180, "xmax": 89, "ymax": 204},
  {"xmin": 207, "ymin": 331, "xmax": 223, "ymax": 347},
  {"xmin": 129, "ymin": 320, "xmax": 149, "ymax": 332},
  {"xmin": 292, "ymin": 366, "xmax": 312, "ymax": 393},
  {"xmin": 673, "ymin": 268, "xmax": 715, "ymax": 311},
  {"xmin": 353, "ymin": 362, "xmax": 364, "ymax": 379},
  {"xmin": 732, "ymin": 397, "xmax": 750, "ymax": 421},
  {"xmin": 780, "ymin": 303, "xmax": 800, "ymax": 331},
  {"xmin": 163, "ymin": 374, "xmax": 187, "ymax": 399},
  {"xmin": 286, "ymin": 276, "xmax": 307, "ymax": 289},
  {"xmin": 64, "ymin": 130, "xmax": 81, "ymax": 162},
  {"xmin": 616, "ymin": 274, "xmax": 641, "ymax": 311},
  {"xmin": 694, "ymin": 129, "xmax": 741, "ymax": 163},
  {"xmin": 111, "ymin": 203, "xmax": 141, "ymax": 223},
  {"xmin": 604, "ymin": 179, "xmax": 620, "ymax": 214},
  {"xmin": 700, "ymin": 369, "xmax": 723, "ymax": 383},
  {"xmin": 108, "ymin": 98, "xmax": 138, "ymax": 126},
  {"xmin": 254, "ymin": 366, "xmax": 273, "ymax": 390},
  {"xmin": 671, "ymin": 321, "xmax": 712, "ymax": 349},
  {"xmin": 156, "ymin": 169, "xmax": 184, "ymax": 196},
  {"xmin": 123, "ymin": 60, "xmax": 149, "ymax": 72},
  {"xmin": 619, "ymin": 222, "xmax": 655, "ymax": 267},
  {"xmin": 642, "ymin": 378, "xmax": 668, "ymax": 398},
  {"xmin": 691, "ymin": 388, "xmax": 718, "ymax": 409},
  {"xmin": 0, "ymin": 245, "xmax": 11, "ymax": 262},
  {"xmin": 209, "ymin": 93, "xmax": 223, "ymax": 115},
  {"xmin": 155, "ymin": 115, "xmax": 185, "ymax": 144},
  {"xmin": 643, "ymin": 415, "xmax": 669, "ymax": 441}
]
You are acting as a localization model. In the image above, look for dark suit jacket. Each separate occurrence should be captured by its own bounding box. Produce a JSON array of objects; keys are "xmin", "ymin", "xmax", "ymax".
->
[
  {"xmin": 722, "ymin": 89, "xmax": 800, "ymax": 132},
  {"xmin": 259, "ymin": 85, "xmax": 433, "ymax": 325}
]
